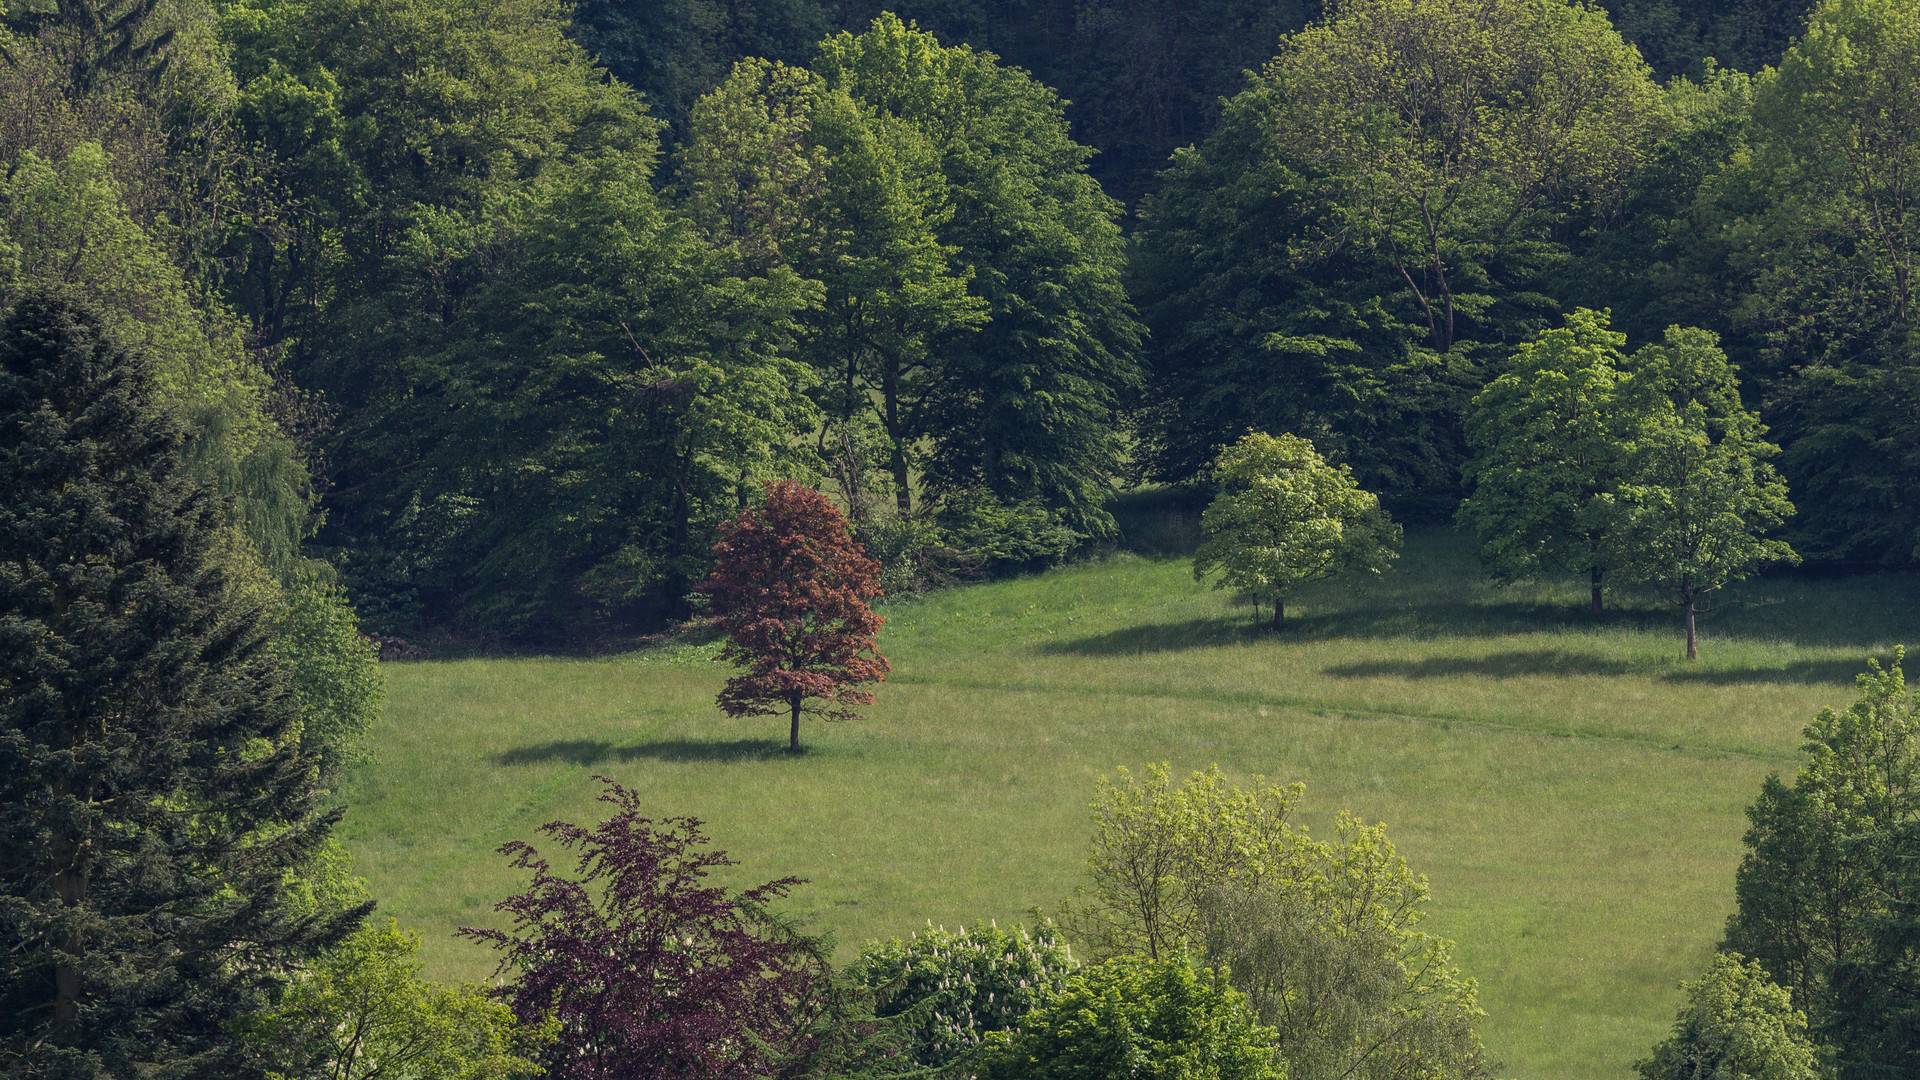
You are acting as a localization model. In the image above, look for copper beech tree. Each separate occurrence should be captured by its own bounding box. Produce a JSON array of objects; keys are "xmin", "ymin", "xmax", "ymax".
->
[{"xmin": 703, "ymin": 480, "xmax": 889, "ymax": 753}]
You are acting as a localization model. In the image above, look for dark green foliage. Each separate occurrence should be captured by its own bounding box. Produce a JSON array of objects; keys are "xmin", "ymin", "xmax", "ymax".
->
[
  {"xmin": 977, "ymin": 953, "xmax": 1284, "ymax": 1080},
  {"xmin": 1133, "ymin": 0, "xmax": 1662, "ymax": 513},
  {"xmin": 1597, "ymin": 0, "xmax": 1813, "ymax": 78},
  {"xmin": 0, "ymin": 294, "xmax": 357, "ymax": 1078},
  {"xmin": 1130, "ymin": 79, "xmax": 1454, "ymax": 508},
  {"xmin": 568, "ymin": 0, "xmax": 832, "ymax": 136},
  {"xmin": 850, "ymin": 922, "xmax": 1077, "ymax": 1067},
  {"xmin": 1825, "ymin": 822, "xmax": 1920, "ymax": 1080}
]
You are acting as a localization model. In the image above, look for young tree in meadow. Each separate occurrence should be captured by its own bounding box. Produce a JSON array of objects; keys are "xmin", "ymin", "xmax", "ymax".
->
[
  {"xmin": 703, "ymin": 480, "xmax": 890, "ymax": 754},
  {"xmin": 462, "ymin": 778, "xmax": 826, "ymax": 1080},
  {"xmin": 1460, "ymin": 309, "xmax": 1634, "ymax": 613},
  {"xmin": 0, "ymin": 294, "xmax": 353, "ymax": 1075},
  {"xmin": 1606, "ymin": 327, "xmax": 1796, "ymax": 659},
  {"xmin": 1193, "ymin": 433, "xmax": 1400, "ymax": 629}
]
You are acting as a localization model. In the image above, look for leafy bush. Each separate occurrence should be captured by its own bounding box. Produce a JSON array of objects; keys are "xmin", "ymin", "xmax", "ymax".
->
[
  {"xmin": 850, "ymin": 922, "xmax": 1077, "ymax": 1066},
  {"xmin": 937, "ymin": 488, "xmax": 1082, "ymax": 574},
  {"xmin": 273, "ymin": 571, "xmax": 383, "ymax": 787},
  {"xmin": 247, "ymin": 920, "xmax": 548, "ymax": 1080},
  {"xmin": 1062, "ymin": 764, "xmax": 1492, "ymax": 1080},
  {"xmin": 978, "ymin": 953, "xmax": 1282, "ymax": 1080},
  {"xmin": 1637, "ymin": 954, "xmax": 1818, "ymax": 1080}
]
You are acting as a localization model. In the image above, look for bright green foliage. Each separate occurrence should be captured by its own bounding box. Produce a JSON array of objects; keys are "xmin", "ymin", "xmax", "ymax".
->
[
  {"xmin": 686, "ymin": 54, "xmax": 982, "ymax": 529},
  {"xmin": 247, "ymin": 920, "xmax": 550, "ymax": 1080},
  {"xmin": 273, "ymin": 572, "xmax": 383, "ymax": 787},
  {"xmin": 1636, "ymin": 954, "xmax": 1818, "ymax": 1080},
  {"xmin": 0, "ymin": 141, "xmax": 313, "ymax": 570},
  {"xmin": 1199, "ymin": 826, "xmax": 1492, "ymax": 1080},
  {"xmin": 1062, "ymin": 764, "xmax": 1491, "ymax": 1080},
  {"xmin": 1725, "ymin": 649, "xmax": 1920, "ymax": 1020},
  {"xmin": 1605, "ymin": 326, "xmax": 1797, "ymax": 658},
  {"xmin": 1193, "ymin": 433, "xmax": 1401, "ymax": 628},
  {"xmin": 1460, "ymin": 309, "xmax": 1634, "ymax": 611},
  {"xmin": 978, "ymin": 954, "xmax": 1284, "ymax": 1080},
  {"xmin": 850, "ymin": 921, "xmax": 1077, "ymax": 1066},
  {"xmin": 1062, "ymin": 764, "xmax": 1303, "ymax": 961}
]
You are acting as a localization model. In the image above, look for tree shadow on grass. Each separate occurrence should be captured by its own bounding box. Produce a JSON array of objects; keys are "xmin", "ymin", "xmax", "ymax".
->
[
  {"xmin": 1040, "ymin": 602, "xmax": 1674, "ymax": 657},
  {"xmin": 1324, "ymin": 650, "xmax": 1640, "ymax": 679},
  {"xmin": 1324, "ymin": 650, "xmax": 1888, "ymax": 686},
  {"xmin": 1660, "ymin": 656, "xmax": 1892, "ymax": 686},
  {"xmin": 496, "ymin": 738, "xmax": 792, "ymax": 766}
]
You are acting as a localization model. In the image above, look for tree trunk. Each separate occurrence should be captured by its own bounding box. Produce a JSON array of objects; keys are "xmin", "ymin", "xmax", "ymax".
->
[
  {"xmin": 789, "ymin": 698, "xmax": 802, "ymax": 755},
  {"xmin": 1683, "ymin": 582, "xmax": 1698, "ymax": 660},
  {"xmin": 1591, "ymin": 566, "xmax": 1604, "ymax": 615},
  {"xmin": 1272, "ymin": 597, "xmax": 1285, "ymax": 630},
  {"xmin": 882, "ymin": 361, "xmax": 911, "ymax": 515}
]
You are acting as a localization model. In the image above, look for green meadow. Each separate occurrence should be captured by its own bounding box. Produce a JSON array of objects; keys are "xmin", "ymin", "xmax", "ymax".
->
[{"xmin": 338, "ymin": 524, "xmax": 1920, "ymax": 1079}]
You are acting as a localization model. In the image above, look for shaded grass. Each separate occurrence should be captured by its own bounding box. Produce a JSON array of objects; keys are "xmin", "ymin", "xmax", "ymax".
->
[{"xmin": 339, "ymin": 529, "xmax": 1920, "ymax": 1080}]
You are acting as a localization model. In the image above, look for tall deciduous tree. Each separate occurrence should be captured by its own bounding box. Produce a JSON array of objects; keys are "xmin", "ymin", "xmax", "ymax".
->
[
  {"xmin": 1270, "ymin": 0, "xmax": 1663, "ymax": 354},
  {"xmin": 813, "ymin": 14, "xmax": 1143, "ymax": 537},
  {"xmin": 0, "ymin": 294, "xmax": 355, "ymax": 1076},
  {"xmin": 1460, "ymin": 309, "xmax": 1634, "ymax": 613},
  {"xmin": 1193, "ymin": 433, "xmax": 1400, "ymax": 629},
  {"xmin": 1734, "ymin": 0, "xmax": 1920, "ymax": 570},
  {"xmin": 1724, "ymin": 650, "xmax": 1920, "ymax": 1026},
  {"xmin": 703, "ymin": 480, "xmax": 889, "ymax": 754},
  {"xmin": 462, "ymin": 778, "xmax": 824, "ymax": 1080},
  {"xmin": 1605, "ymin": 326, "xmax": 1796, "ymax": 658}
]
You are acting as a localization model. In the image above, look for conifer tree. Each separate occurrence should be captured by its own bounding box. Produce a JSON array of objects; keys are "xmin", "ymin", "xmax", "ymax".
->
[{"xmin": 0, "ymin": 294, "xmax": 357, "ymax": 1077}]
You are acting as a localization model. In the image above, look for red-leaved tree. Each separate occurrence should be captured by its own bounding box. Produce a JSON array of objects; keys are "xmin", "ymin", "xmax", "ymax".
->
[
  {"xmin": 703, "ymin": 479, "xmax": 889, "ymax": 754},
  {"xmin": 460, "ymin": 778, "xmax": 825, "ymax": 1080}
]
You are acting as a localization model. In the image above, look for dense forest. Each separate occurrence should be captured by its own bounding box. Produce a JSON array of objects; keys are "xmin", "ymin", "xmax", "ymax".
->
[{"xmin": 0, "ymin": 0, "xmax": 1907, "ymax": 648}]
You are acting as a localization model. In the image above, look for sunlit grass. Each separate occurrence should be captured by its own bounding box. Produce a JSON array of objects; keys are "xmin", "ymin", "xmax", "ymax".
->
[{"xmin": 338, "ymin": 527, "xmax": 1920, "ymax": 1080}]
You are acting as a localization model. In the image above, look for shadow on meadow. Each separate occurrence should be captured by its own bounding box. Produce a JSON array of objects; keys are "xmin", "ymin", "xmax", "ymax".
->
[
  {"xmin": 496, "ymin": 738, "xmax": 792, "ymax": 766},
  {"xmin": 1323, "ymin": 650, "xmax": 1889, "ymax": 686},
  {"xmin": 1039, "ymin": 600, "xmax": 1678, "ymax": 657}
]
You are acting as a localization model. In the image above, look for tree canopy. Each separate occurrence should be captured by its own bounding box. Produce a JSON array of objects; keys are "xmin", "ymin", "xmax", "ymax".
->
[{"xmin": 1193, "ymin": 433, "xmax": 1401, "ymax": 628}]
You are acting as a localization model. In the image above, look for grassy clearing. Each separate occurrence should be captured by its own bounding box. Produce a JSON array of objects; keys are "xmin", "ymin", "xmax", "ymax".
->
[{"xmin": 338, "ymin": 527, "xmax": 1920, "ymax": 1080}]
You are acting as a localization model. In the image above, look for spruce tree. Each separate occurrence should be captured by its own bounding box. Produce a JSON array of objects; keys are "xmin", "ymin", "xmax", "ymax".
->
[{"xmin": 0, "ymin": 294, "xmax": 358, "ymax": 1078}]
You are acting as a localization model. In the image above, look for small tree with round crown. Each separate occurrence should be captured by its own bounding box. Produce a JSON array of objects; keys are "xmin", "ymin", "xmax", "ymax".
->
[{"xmin": 703, "ymin": 480, "xmax": 889, "ymax": 753}]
